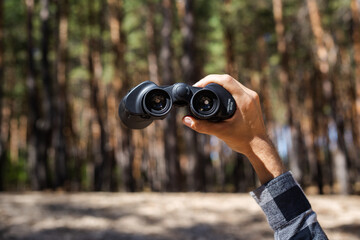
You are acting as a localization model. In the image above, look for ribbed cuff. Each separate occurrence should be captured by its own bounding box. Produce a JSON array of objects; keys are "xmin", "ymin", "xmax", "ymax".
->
[{"xmin": 250, "ymin": 171, "xmax": 311, "ymax": 231}]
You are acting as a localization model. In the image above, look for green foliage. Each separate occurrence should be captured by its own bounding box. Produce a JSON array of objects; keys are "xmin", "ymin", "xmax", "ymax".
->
[
  {"xmin": 4, "ymin": 152, "xmax": 29, "ymax": 190},
  {"xmin": 194, "ymin": 0, "xmax": 226, "ymax": 74},
  {"xmin": 203, "ymin": 5, "xmax": 226, "ymax": 74},
  {"xmin": 123, "ymin": 0, "xmax": 148, "ymax": 78}
]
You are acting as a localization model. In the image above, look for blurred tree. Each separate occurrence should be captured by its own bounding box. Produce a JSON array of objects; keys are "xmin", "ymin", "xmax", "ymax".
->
[
  {"xmin": 0, "ymin": 0, "xmax": 4, "ymax": 191},
  {"xmin": 26, "ymin": 0, "xmax": 50, "ymax": 190},
  {"xmin": 222, "ymin": 0, "xmax": 236, "ymax": 77},
  {"xmin": 146, "ymin": 0, "xmax": 160, "ymax": 84},
  {"xmin": 352, "ymin": 0, "xmax": 360, "ymax": 126},
  {"xmin": 160, "ymin": 0, "xmax": 181, "ymax": 191},
  {"xmin": 87, "ymin": 0, "xmax": 111, "ymax": 191},
  {"xmin": 272, "ymin": 0, "xmax": 302, "ymax": 182},
  {"xmin": 107, "ymin": 0, "xmax": 135, "ymax": 192},
  {"xmin": 180, "ymin": 0, "xmax": 207, "ymax": 191},
  {"xmin": 39, "ymin": 0, "xmax": 54, "ymax": 188},
  {"xmin": 307, "ymin": 0, "xmax": 348, "ymax": 194},
  {"xmin": 53, "ymin": 0, "xmax": 70, "ymax": 189},
  {"xmin": 350, "ymin": 0, "xmax": 360, "ymax": 192}
]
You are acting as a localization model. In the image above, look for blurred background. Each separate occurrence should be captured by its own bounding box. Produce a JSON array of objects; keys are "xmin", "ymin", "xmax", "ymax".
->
[{"xmin": 0, "ymin": 0, "xmax": 360, "ymax": 195}]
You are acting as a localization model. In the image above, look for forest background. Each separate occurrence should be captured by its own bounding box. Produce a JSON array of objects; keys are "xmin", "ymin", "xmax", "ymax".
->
[{"xmin": 0, "ymin": 0, "xmax": 360, "ymax": 195}]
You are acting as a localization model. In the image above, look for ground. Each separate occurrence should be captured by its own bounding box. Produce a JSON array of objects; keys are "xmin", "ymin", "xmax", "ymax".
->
[{"xmin": 0, "ymin": 193, "xmax": 359, "ymax": 240}]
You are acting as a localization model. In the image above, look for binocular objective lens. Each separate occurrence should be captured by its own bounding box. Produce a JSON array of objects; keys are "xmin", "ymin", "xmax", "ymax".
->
[
  {"xmin": 144, "ymin": 89, "xmax": 171, "ymax": 117},
  {"xmin": 197, "ymin": 96, "xmax": 213, "ymax": 112},
  {"xmin": 191, "ymin": 90, "xmax": 219, "ymax": 118},
  {"xmin": 149, "ymin": 94, "xmax": 166, "ymax": 111}
]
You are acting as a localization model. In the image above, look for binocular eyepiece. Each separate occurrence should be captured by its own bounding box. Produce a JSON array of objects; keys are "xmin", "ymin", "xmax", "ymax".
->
[{"xmin": 119, "ymin": 81, "xmax": 236, "ymax": 129}]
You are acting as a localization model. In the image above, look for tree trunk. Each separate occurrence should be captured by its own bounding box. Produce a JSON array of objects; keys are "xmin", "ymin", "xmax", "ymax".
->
[
  {"xmin": 26, "ymin": 0, "xmax": 48, "ymax": 190},
  {"xmin": 0, "ymin": 0, "xmax": 5, "ymax": 191},
  {"xmin": 160, "ymin": 0, "xmax": 181, "ymax": 192},
  {"xmin": 273, "ymin": 0, "xmax": 302, "ymax": 181},
  {"xmin": 88, "ymin": 0, "xmax": 110, "ymax": 191},
  {"xmin": 107, "ymin": 0, "xmax": 135, "ymax": 192},
  {"xmin": 181, "ymin": 0, "xmax": 196, "ymax": 83},
  {"xmin": 256, "ymin": 38, "xmax": 273, "ymax": 127},
  {"xmin": 144, "ymin": 0, "xmax": 167, "ymax": 191},
  {"xmin": 39, "ymin": 0, "xmax": 54, "ymax": 189},
  {"xmin": 223, "ymin": 0, "xmax": 237, "ymax": 78},
  {"xmin": 233, "ymin": 153, "xmax": 255, "ymax": 192},
  {"xmin": 25, "ymin": 0, "xmax": 50, "ymax": 190},
  {"xmin": 351, "ymin": 0, "xmax": 360, "ymax": 143},
  {"xmin": 181, "ymin": 0, "xmax": 206, "ymax": 191},
  {"xmin": 307, "ymin": 0, "xmax": 348, "ymax": 194},
  {"xmin": 146, "ymin": 0, "xmax": 159, "ymax": 84},
  {"xmin": 307, "ymin": 0, "xmax": 327, "ymax": 194},
  {"xmin": 53, "ymin": 0, "xmax": 69, "ymax": 189},
  {"xmin": 350, "ymin": 0, "xmax": 360, "ymax": 185},
  {"xmin": 88, "ymin": 41, "xmax": 109, "ymax": 191}
]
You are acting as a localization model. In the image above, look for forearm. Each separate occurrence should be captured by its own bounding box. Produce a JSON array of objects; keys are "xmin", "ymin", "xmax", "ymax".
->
[{"xmin": 242, "ymin": 135, "xmax": 285, "ymax": 184}]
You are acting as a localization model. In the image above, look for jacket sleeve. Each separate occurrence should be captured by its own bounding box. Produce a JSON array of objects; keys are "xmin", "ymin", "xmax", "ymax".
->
[{"xmin": 250, "ymin": 171, "xmax": 328, "ymax": 240}]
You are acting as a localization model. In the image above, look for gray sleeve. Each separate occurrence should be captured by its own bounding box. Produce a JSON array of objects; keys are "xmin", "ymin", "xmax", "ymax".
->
[{"xmin": 250, "ymin": 172, "xmax": 328, "ymax": 240}]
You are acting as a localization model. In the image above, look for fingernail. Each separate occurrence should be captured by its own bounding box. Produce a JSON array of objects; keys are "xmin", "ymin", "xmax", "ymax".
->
[{"xmin": 183, "ymin": 117, "xmax": 193, "ymax": 127}]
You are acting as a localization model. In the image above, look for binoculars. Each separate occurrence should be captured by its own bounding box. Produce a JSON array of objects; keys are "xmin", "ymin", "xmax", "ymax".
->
[{"xmin": 118, "ymin": 81, "xmax": 236, "ymax": 129}]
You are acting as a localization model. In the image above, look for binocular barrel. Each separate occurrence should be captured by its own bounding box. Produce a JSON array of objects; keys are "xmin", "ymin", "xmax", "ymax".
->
[{"xmin": 119, "ymin": 81, "xmax": 236, "ymax": 129}]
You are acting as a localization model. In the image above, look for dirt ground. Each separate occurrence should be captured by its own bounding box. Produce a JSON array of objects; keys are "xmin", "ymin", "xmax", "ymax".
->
[{"xmin": 0, "ymin": 193, "xmax": 359, "ymax": 240}]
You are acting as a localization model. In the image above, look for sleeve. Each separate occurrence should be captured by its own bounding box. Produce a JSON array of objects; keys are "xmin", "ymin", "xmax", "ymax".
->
[{"xmin": 250, "ymin": 171, "xmax": 328, "ymax": 240}]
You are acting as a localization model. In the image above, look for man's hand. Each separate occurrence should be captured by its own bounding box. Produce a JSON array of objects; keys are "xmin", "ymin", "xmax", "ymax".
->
[{"xmin": 182, "ymin": 74, "xmax": 285, "ymax": 184}]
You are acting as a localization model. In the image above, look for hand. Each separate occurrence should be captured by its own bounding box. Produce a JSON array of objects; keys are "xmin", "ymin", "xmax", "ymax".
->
[
  {"xmin": 182, "ymin": 74, "xmax": 285, "ymax": 184},
  {"xmin": 183, "ymin": 74, "xmax": 266, "ymax": 155}
]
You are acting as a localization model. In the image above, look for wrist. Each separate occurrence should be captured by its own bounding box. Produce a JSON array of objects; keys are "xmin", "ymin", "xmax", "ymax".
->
[{"xmin": 243, "ymin": 135, "xmax": 285, "ymax": 184}]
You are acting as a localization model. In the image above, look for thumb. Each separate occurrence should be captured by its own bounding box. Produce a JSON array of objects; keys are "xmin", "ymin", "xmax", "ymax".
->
[{"xmin": 182, "ymin": 116, "xmax": 222, "ymax": 135}]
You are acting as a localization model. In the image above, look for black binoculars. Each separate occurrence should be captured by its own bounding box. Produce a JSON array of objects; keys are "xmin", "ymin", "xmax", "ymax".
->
[{"xmin": 118, "ymin": 81, "xmax": 236, "ymax": 129}]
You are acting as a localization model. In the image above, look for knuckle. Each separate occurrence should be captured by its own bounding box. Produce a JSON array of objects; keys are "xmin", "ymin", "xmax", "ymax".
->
[
  {"xmin": 191, "ymin": 122, "xmax": 201, "ymax": 132},
  {"xmin": 222, "ymin": 74, "xmax": 233, "ymax": 83},
  {"xmin": 192, "ymin": 122, "xmax": 209, "ymax": 134},
  {"xmin": 207, "ymin": 74, "xmax": 217, "ymax": 78},
  {"xmin": 252, "ymin": 92, "xmax": 260, "ymax": 102},
  {"xmin": 248, "ymin": 90, "xmax": 260, "ymax": 102},
  {"xmin": 243, "ymin": 93, "xmax": 260, "ymax": 108}
]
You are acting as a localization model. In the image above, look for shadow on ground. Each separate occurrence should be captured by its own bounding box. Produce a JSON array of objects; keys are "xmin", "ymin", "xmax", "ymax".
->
[
  {"xmin": 1, "ymin": 193, "xmax": 359, "ymax": 240},
  {"xmin": 1, "ymin": 223, "xmax": 273, "ymax": 240},
  {"xmin": 328, "ymin": 223, "xmax": 360, "ymax": 238}
]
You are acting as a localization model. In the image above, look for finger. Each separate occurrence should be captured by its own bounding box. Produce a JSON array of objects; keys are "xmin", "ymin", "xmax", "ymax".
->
[
  {"xmin": 193, "ymin": 74, "xmax": 243, "ymax": 92},
  {"xmin": 194, "ymin": 74, "xmax": 256, "ymax": 100},
  {"xmin": 193, "ymin": 74, "xmax": 231, "ymax": 87},
  {"xmin": 182, "ymin": 116, "xmax": 224, "ymax": 135},
  {"xmin": 193, "ymin": 74, "xmax": 224, "ymax": 87}
]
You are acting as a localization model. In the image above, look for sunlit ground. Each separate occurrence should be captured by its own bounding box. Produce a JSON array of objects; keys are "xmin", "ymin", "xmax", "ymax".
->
[{"xmin": 0, "ymin": 193, "xmax": 359, "ymax": 240}]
